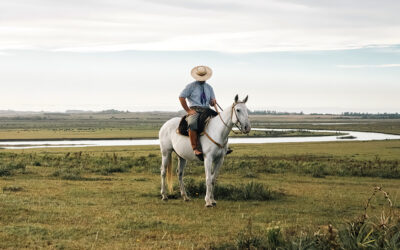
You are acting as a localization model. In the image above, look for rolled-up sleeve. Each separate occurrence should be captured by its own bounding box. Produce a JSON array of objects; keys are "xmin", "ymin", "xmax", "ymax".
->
[
  {"xmin": 179, "ymin": 83, "xmax": 193, "ymax": 98},
  {"xmin": 209, "ymin": 86, "xmax": 215, "ymax": 100}
]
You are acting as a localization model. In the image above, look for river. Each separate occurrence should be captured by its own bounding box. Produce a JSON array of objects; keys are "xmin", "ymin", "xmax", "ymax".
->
[{"xmin": 1, "ymin": 128, "xmax": 400, "ymax": 149}]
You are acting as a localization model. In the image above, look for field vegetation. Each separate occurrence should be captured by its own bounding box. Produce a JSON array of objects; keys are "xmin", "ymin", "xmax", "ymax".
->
[
  {"xmin": 1, "ymin": 140, "xmax": 400, "ymax": 249},
  {"xmin": 1, "ymin": 112, "xmax": 400, "ymax": 248},
  {"xmin": 3, "ymin": 111, "xmax": 398, "ymax": 140},
  {"xmin": 250, "ymin": 115, "xmax": 400, "ymax": 135}
]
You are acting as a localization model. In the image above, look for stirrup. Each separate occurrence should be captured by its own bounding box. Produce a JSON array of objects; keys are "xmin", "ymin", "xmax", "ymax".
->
[
  {"xmin": 196, "ymin": 154, "xmax": 204, "ymax": 161},
  {"xmin": 194, "ymin": 150, "xmax": 204, "ymax": 161}
]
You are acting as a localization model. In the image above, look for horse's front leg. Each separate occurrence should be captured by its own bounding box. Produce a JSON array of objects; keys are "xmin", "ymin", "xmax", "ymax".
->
[
  {"xmin": 177, "ymin": 156, "xmax": 190, "ymax": 201},
  {"xmin": 210, "ymin": 156, "xmax": 225, "ymax": 206},
  {"xmin": 204, "ymin": 156, "xmax": 214, "ymax": 207}
]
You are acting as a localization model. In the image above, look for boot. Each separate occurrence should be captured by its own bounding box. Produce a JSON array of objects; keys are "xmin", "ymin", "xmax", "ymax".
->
[{"xmin": 189, "ymin": 130, "xmax": 204, "ymax": 161}]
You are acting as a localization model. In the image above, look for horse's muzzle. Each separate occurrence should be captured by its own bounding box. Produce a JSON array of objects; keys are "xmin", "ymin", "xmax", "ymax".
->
[{"xmin": 243, "ymin": 124, "xmax": 251, "ymax": 134}]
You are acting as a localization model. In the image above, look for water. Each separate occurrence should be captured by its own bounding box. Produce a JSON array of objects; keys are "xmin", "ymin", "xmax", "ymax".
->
[{"xmin": 1, "ymin": 128, "xmax": 399, "ymax": 149}]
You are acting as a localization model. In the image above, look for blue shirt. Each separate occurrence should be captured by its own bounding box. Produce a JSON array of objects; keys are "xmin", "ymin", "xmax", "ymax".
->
[{"xmin": 179, "ymin": 81, "xmax": 216, "ymax": 108}]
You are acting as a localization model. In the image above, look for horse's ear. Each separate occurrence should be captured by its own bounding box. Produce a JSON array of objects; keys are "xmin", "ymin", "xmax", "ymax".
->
[
  {"xmin": 234, "ymin": 94, "xmax": 239, "ymax": 103},
  {"xmin": 243, "ymin": 95, "xmax": 248, "ymax": 103}
]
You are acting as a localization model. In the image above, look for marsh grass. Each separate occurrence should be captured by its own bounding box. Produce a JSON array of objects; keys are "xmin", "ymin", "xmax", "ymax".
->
[
  {"xmin": 0, "ymin": 162, "xmax": 26, "ymax": 176},
  {"xmin": 225, "ymin": 154, "xmax": 400, "ymax": 179},
  {"xmin": 147, "ymin": 178, "xmax": 283, "ymax": 201},
  {"xmin": 311, "ymin": 163, "xmax": 328, "ymax": 178},
  {"xmin": 50, "ymin": 168, "xmax": 112, "ymax": 181},
  {"xmin": 171, "ymin": 178, "xmax": 283, "ymax": 201},
  {"xmin": 242, "ymin": 171, "xmax": 258, "ymax": 178},
  {"xmin": 2, "ymin": 186, "xmax": 24, "ymax": 192},
  {"xmin": 133, "ymin": 177, "xmax": 149, "ymax": 181},
  {"xmin": 1, "ymin": 141, "xmax": 400, "ymax": 248},
  {"xmin": 1, "ymin": 146, "xmax": 399, "ymax": 179},
  {"xmin": 232, "ymin": 129, "xmax": 345, "ymax": 138},
  {"xmin": 212, "ymin": 186, "xmax": 400, "ymax": 250},
  {"xmin": 51, "ymin": 167, "xmax": 83, "ymax": 180}
]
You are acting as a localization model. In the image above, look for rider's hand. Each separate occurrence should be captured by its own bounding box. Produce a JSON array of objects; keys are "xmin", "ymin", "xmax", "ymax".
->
[{"xmin": 187, "ymin": 109, "xmax": 197, "ymax": 115}]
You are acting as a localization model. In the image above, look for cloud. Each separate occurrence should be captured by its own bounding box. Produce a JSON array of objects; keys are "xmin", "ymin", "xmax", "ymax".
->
[
  {"xmin": 1, "ymin": 0, "xmax": 400, "ymax": 52},
  {"xmin": 337, "ymin": 64, "xmax": 400, "ymax": 68}
]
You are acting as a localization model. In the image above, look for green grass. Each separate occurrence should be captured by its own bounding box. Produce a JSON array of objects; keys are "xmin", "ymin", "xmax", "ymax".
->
[
  {"xmin": 170, "ymin": 178, "xmax": 283, "ymax": 201},
  {"xmin": 1, "ymin": 140, "xmax": 400, "ymax": 248},
  {"xmin": 0, "ymin": 162, "xmax": 26, "ymax": 176},
  {"xmin": 252, "ymin": 116, "xmax": 400, "ymax": 135},
  {"xmin": 0, "ymin": 128, "xmax": 159, "ymax": 140},
  {"xmin": 1, "ymin": 112, "xmax": 399, "ymax": 140},
  {"xmin": 232, "ymin": 129, "xmax": 345, "ymax": 138},
  {"xmin": 0, "ymin": 111, "xmax": 170, "ymax": 140},
  {"xmin": 0, "ymin": 127, "xmax": 344, "ymax": 141}
]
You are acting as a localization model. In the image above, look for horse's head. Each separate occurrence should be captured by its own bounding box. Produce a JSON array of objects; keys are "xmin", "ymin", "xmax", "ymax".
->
[{"xmin": 232, "ymin": 94, "xmax": 251, "ymax": 134}]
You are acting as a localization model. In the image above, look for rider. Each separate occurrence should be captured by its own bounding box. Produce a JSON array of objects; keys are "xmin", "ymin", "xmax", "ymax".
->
[
  {"xmin": 179, "ymin": 66, "xmax": 233, "ymax": 158},
  {"xmin": 179, "ymin": 66, "xmax": 217, "ymax": 158}
]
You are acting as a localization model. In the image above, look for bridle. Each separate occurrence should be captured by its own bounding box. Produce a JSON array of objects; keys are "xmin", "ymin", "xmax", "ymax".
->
[
  {"xmin": 201, "ymin": 102, "xmax": 247, "ymax": 149},
  {"xmin": 216, "ymin": 102, "xmax": 245, "ymax": 135}
]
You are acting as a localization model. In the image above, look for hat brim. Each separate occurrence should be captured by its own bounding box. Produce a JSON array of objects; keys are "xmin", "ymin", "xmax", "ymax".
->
[{"xmin": 191, "ymin": 66, "xmax": 212, "ymax": 81}]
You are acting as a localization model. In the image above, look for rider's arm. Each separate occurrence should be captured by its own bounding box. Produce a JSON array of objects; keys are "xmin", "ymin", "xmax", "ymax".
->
[
  {"xmin": 210, "ymin": 98, "xmax": 216, "ymax": 106},
  {"xmin": 179, "ymin": 83, "xmax": 197, "ymax": 115},
  {"xmin": 179, "ymin": 97, "xmax": 196, "ymax": 115},
  {"xmin": 209, "ymin": 85, "xmax": 216, "ymax": 107},
  {"xmin": 210, "ymin": 98, "xmax": 218, "ymax": 112}
]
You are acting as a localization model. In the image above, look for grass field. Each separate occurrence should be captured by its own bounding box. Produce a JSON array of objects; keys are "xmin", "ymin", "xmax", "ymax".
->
[
  {"xmin": 0, "ymin": 128, "xmax": 344, "ymax": 141},
  {"xmin": 1, "ymin": 140, "xmax": 400, "ymax": 249},
  {"xmin": 2, "ymin": 111, "xmax": 397, "ymax": 140},
  {"xmin": 1, "ymin": 112, "xmax": 400, "ymax": 248}
]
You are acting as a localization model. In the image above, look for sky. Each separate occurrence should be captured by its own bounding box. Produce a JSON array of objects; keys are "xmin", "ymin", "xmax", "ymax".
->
[{"xmin": 1, "ymin": 0, "xmax": 399, "ymax": 113}]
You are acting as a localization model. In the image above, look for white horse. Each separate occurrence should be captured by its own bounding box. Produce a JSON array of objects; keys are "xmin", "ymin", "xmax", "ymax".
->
[{"xmin": 159, "ymin": 95, "xmax": 251, "ymax": 207}]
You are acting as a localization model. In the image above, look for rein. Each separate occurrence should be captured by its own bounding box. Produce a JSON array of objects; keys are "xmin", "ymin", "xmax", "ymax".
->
[{"xmin": 216, "ymin": 102, "xmax": 243, "ymax": 135}]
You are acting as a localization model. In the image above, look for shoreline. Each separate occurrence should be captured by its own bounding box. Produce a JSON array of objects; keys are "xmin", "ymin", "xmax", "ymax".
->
[{"xmin": 0, "ymin": 133, "xmax": 346, "ymax": 142}]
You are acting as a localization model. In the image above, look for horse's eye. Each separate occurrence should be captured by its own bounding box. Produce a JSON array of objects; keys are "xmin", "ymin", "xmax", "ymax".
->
[{"xmin": 237, "ymin": 109, "xmax": 240, "ymax": 112}]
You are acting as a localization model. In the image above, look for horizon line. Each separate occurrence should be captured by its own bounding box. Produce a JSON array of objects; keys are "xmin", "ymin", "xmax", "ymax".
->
[{"xmin": 1, "ymin": 109, "xmax": 399, "ymax": 115}]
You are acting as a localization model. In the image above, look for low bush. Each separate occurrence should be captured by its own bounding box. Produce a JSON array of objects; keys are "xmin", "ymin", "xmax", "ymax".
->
[
  {"xmin": 51, "ymin": 168, "xmax": 83, "ymax": 180},
  {"xmin": 242, "ymin": 171, "xmax": 258, "ymax": 178},
  {"xmin": 173, "ymin": 178, "xmax": 283, "ymax": 201},
  {"xmin": 0, "ymin": 162, "xmax": 26, "ymax": 176},
  {"xmin": 311, "ymin": 163, "xmax": 328, "ymax": 178},
  {"xmin": 2, "ymin": 186, "xmax": 24, "ymax": 192}
]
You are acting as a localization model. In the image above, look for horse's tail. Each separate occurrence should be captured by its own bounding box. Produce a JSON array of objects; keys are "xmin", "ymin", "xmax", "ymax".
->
[{"xmin": 166, "ymin": 155, "xmax": 173, "ymax": 193}]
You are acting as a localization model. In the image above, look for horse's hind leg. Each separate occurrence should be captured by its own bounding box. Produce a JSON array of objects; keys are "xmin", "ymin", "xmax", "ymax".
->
[
  {"xmin": 160, "ymin": 150, "xmax": 172, "ymax": 201},
  {"xmin": 177, "ymin": 156, "xmax": 190, "ymax": 201}
]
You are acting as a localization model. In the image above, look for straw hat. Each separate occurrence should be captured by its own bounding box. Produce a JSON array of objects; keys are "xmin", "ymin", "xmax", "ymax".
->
[{"xmin": 191, "ymin": 65, "xmax": 212, "ymax": 81}]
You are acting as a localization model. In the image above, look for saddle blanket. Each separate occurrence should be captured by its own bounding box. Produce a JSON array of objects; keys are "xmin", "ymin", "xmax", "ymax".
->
[{"xmin": 177, "ymin": 108, "xmax": 218, "ymax": 136}]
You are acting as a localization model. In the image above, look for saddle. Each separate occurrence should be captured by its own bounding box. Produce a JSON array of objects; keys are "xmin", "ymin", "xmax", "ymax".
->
[{"xmin": 177, "ymin": 108, "xmax": 218, "ymax": 136}]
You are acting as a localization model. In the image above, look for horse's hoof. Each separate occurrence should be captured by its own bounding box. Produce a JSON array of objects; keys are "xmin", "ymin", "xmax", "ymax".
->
[
  {"xmin": 161, "ymin": 196, "xmax": 168, "ymax": 201},
  {"xmin": 183, "ymin": 197, "xmax": 191, "ymax": 202},
  {"xmin": 212, "ymin": 202, "xmax": 217, "ymax": 206},
  {"xmin": 205, "ymin": 204, "xmax": 213, "ymax": 208}
]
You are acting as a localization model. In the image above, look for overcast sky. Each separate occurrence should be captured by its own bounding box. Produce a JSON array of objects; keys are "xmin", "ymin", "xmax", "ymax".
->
[{"xmin": 1, "ymin": 0, "xmax": 399, "ymax": 113}]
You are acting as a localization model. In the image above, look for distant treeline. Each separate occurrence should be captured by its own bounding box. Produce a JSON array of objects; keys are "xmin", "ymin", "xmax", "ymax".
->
[
  {"xmin": 341, "ymin": 112, "xmax": 400, "ymax": 119},
  {"xmin": 249, "ymin": 110, "xmax": 304, "ymax": 115},
  {"xmin": 98, "ymin": 109, "xmax": 129, "ymax": 114}
]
